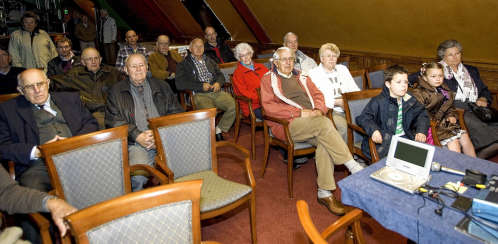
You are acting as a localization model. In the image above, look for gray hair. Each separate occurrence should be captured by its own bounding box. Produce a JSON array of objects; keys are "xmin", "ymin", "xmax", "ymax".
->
[
  {"xmin": 272, "ymin": 46, "xmax": 293, "ymax": 60},
  {"xmin": 234, "ymin": 42, "xmax": 254, "ymax": 61},
  {"xmin": 437, "ymin": 39, "xmax": 463, "ymax": 60},
  {"xmin": 124, "ymin": 53, "xmax": 147, "ymax": 66},
  {"xmin": 283, "ymin": 32, "xmax": 297, "ymax": 44}
]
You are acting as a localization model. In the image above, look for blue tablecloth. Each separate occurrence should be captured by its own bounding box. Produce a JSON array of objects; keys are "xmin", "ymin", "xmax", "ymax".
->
[{"xmin": 338, "ymin": 147, "xmax": 498, "ymax": 244}]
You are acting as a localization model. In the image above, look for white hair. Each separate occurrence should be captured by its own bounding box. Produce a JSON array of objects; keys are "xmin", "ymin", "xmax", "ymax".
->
[
  {"xmin": 234, "ymin": 42, "xmax": 254, "ymax": 61},
  {"xmin": 272, "ymin": 46, "xmax": 293, "ymax": 60}
]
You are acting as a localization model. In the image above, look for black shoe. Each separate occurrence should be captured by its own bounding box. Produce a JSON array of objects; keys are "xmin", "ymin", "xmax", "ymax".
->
[
  {"xmin": 216, "ymin": 133, "xmax": 224, "ymax": 141},
  {"xmin": 282, "ymin": 157, "xmax": 309, "ymax": 169}
]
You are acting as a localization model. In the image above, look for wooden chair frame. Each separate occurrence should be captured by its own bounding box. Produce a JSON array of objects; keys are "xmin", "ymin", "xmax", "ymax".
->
[
  {"xmin": 366, "ymin": 63, "xmax": 388, "ymax": 89},
  {"xmin": 148, "ymin": 108, "xmax": 257, "ymax": 244},
  {"xmin": 430, "ymin": 108, "xmax": 468, "ymax": 146},
  {"xmin": 342, "ymin": 89, "xmax": 382, "ymax": 163},
  {"xmin": 296, "ymin": 200, "xmax": 365, "ymax": 244},
  {"xmin": 233, "ymin": 94, "xmax": 263, "ymax": 160},
  {"xmin": 349, "ymin": 69, "xmax": 368, "ymax": 91},
  {"xmin": 40, "ymin": 125, "xmax": 168, "ymax": 200},
  {"xmin": 66, "ymin": 180, "xmax": 218, "ymax": 244},
  {"xmin": 0, "ymin": 93, "xmax": 20, "ymax": 180}
]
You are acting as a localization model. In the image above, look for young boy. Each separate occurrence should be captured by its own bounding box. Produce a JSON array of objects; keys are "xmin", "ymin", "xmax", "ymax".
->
[{"xmin": 357, "ymin": 65, "xmax": 430, "ymax": 159}]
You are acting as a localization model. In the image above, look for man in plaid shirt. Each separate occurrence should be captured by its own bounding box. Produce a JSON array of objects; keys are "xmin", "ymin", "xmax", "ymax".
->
[{"xmin": 115, "ymin": 30, "xmax": 148, "ymax": 72}]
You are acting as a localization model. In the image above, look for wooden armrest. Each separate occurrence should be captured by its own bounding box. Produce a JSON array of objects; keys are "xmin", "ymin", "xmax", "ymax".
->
[
  {"xmin": 349, "ymin": 124, "xmax": 368, "ymax": 136},
  {"xmin": 455, "ymin": 108, "xmax": 468, "ymax": 131},
  {"xmin": 216, "ymin": 141, "xmax": 256, "ymax": 188},
  {"xmin": 263, "ymin": 115, "xmax": 289, "ymax": 126},
  {"xmin": 7, "ymin": 161, "xmax": 15, "ymax": 180},
  {"xmin": 28, "ymin": 213, "xmax": 52, "ymax": 244},
  {"xmin": 322, "ymin": 208, "xmax": 363, "ymax": 240},
  {"xmin": 154, "ymin": 155, "xmax": 174, "ymax": 183},
  {"xmin": 130, "ymin": 164, "xmax": 169, "ymax": 184},
  {"xmin": 201, "ymin": 242, "xmax": 222, "ymax": 244},
  {"xmin": 234, "ymin": 94, "xmax": 252, "ymax": 103},
  {"xmin": 326, "ymin": 109, "xmax": 336, "ymax": 129}
]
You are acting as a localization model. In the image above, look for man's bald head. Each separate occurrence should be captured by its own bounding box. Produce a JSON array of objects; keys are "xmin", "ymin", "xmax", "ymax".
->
[
  {"xmin": 17, "ymin": 69, "xmax": 50, "ymax": 105},
  {"xmin": 189, "ymin": 38, "xmax": 204, "ymax": 59},
  {"xmin": 81, "ymin": 47, "xmax": 102, "ymax": 73},
  {"xmin": 156, "ymin": 35, "xmax": 171, "ymax": 55},
  {"xmin": 125, "ymin": 54, "xmax": 148, "ymax": 86}
]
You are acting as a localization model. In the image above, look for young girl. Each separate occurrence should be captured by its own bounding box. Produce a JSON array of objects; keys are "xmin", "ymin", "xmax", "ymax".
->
[{"xmin": 411, "ymin": 62, "xmax": 476, "ymax": 157}]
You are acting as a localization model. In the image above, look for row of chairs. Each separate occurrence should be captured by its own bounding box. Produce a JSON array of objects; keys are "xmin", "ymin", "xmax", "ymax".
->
[{"xmin": 1, "ymin": 108, "xmax": 256, "ymax": 243}]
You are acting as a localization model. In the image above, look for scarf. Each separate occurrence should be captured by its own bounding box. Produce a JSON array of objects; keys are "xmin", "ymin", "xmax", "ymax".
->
[{"xmin": 439, "ymin": 61, "xmax": 478, "ymax": 102}]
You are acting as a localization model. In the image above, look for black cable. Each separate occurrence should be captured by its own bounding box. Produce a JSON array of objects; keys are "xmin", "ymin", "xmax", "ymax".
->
[{"xmin": 416, "ymin": 195, "xmax": 426, "ymax": 244}]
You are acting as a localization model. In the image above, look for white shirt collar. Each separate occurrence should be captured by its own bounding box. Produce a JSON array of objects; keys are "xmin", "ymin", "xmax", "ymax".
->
[{"xmin": 277, "ymin": 70, "xmax": 292, "ymax": 79}]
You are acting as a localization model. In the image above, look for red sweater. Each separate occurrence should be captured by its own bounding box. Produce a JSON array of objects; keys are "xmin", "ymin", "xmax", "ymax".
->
[{"xmin": 232, "ymin": 62, "xmax": 269, "ymax": 116}]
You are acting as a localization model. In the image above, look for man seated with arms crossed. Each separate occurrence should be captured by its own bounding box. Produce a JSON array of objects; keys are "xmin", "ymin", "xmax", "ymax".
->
[
  {"xmin": 204, "ymin": 26, "xmax": 236, "ymax": 64},
  {"xmin": 176, "ymin": 38, "xmax": 236, "ymax": 141},
  {"xmin": 116, "ymin": 30, "xmax": 148, "ymax": 72},
  {"xmin": 0, "ymin": 69, "xmax": 98, "ymax": 192},
  {"xmin": 0, "ymin": 166, "xmax": 76, "ymax": 242},
  {"xmin": 106, "ymin": 54, "xmax": 184, "ymax": 191},
  {"xmin": 283, "ymin": 32, "xmax": 317, "ymax": 75},
  {"xmin": 148, "ymin": 35, "xmax": 183, "ymax": 93},
  {"xmin": 52, "ymin": 47, "xmax": 120, "ymax": 129},
  {"xmin": 47, "ymin": 37, "xmax": 80, "ymax": 78},
  {"xmin": 260, "ymin": 47, "xmax": 364, "ymax": 215}
]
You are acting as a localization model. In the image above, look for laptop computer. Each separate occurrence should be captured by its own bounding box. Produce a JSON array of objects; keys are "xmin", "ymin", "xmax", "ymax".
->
[{"xmin": 370, "ymin": 136, "xmax": 435, "ymax": 194}]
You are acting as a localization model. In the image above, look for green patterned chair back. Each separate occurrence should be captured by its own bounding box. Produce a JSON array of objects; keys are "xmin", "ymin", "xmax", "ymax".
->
[
  {"xmin": 87, "ymin": 200, "xmax": 193, "ymax": 243},
  {"xmin": 40, "ymin": 126, "xmax": 130, "ymax": 210},
  {"xmin": 156, "ymin": 115, "xmax": 213, "ymax": 179},
  {"xmin": 66, "ymin": 180, "xmax": 203, "ymax": 244}
]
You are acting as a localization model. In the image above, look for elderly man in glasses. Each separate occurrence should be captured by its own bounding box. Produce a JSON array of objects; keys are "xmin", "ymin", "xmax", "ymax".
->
[
  {"xmin": 46, "ymin": 37, "xmax": 81, "ymax": 78},
  {"xmin": 0, "ymin": 68, "xmax": 98, "ymax": 192},
  {"xmin": 51, "ymin": 47, "xmax": 120, "ymax": 129}
]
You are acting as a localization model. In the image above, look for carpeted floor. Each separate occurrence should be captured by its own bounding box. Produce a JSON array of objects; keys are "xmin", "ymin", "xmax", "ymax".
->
[
  {"xmin": 201, "ymin": 126, "xmax": 409, "ymax": 243},
  {"xmin": 201, "ymin": 125, "xmax": 498, "ymax": 243}
]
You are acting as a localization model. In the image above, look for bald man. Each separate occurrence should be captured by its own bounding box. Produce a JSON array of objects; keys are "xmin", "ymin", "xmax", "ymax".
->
[
  {"xmin": 148, "ymin": 35, "xmax": 183, "ymax": 92},
  {"xmin": 115, "ymin": 30, "xmax": 149, "ymax": 72},
  {"xmin": 0, "ymin": 69, "xmax": 98, "ymax": 192},
  {"xmin": 106, "ymin": 54, "xmax": 183, "ymax": 190},
  {"xmin": 51, "ymin": 47, "xmax": 120, "ymax": 129},
  {"xmin": 204, "ymin": 26, "xmax": 236, "ymax": 64},
  {"xmin": 176, "ymin": 38, "xmax": 235, "ymax": 141},
  {"xmin": 283, "ymin": 32, "xmax": 317, "ymax": 75}
]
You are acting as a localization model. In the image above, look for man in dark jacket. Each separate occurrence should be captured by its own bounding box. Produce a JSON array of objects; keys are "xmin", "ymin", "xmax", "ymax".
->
[
  {"xmin": 106, "ymin": 53, "xmax": 183, "ymax": 190},
  {"xmin": 176, "ymin": 38, "xmax": 235, "ymax": 140},
  {"xmin": 52, "ymin": 47, "xmax": 120, "ymax": 129},
  {"xmin": 204, "ymin": 26, "xmax": 236, "ymax": 64},
  {"xmin": 0, "ymin": 69, "xmax": 98, "ymax": 192},
  {"xmin": 46, "ymin": 37, "xmax": 80, "ymax": 78}
]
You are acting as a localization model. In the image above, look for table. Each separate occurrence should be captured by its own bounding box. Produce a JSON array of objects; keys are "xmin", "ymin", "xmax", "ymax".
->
[{"xmin": 338, "ymin": 147, "xmax": 498, "ymax": 244}]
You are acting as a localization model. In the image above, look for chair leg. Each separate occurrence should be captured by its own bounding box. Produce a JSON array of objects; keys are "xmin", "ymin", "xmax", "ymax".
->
[
  {"xmin": 249, "ymin": 193, "xmax": 257, "ymax": 244},
  {"xmin": 234, "ymin": 113, "xmax": 241, "ymax": 143},
  {"xmin": 261, "ymin": 128, "xmax": 270, "ymax": 177},
  {"xmin": 287, "ymin": 151, "xmax": 294, "ymax": 198},
  {"xmin": 250, "ymin": 122, "xmax": 256, "ymax": 160}
]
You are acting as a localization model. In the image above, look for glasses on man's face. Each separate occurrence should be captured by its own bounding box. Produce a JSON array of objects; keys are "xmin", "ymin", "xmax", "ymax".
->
[
  {"xmin": 128, "ymin": 63, "xmax": 146, "ymax": 71},
  {"xmin": 57, "ymin": 45, "xmax": 71, "ymax": 50},
  {"xmin": 278, "ymin": 57, "xmax": 295, "ymax": 63},
  {"xmin": 22, "ymin": 81, "xmax": 47, "ymax": 92},
  {"xmin": 84, "ymin": 57, "xmax": 100, "ymax": 62}
]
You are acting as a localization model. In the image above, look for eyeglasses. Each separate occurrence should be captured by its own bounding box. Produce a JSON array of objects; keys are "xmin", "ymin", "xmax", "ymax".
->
[
  {"xmin": 57, "ymin": 45, "xmax": 71, "ymax": 50},
  {"xmin": 83, "ymin": 57, "xmax": 101, "ymax": 62},
  {"xmin": 22, "ymin": 81, "xmax": 47, "ymax": 92},
  {"xmin": 277, "ymin": 57, "xmax": 295, "ymax": 63}
]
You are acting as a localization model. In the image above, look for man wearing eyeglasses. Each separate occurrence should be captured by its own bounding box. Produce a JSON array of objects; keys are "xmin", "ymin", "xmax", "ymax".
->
[
  {"xmin": 46, "ymin": 37, "xmax": 81, "ymax": 78},
  {"xmin": 0, "ymin": 69, "xmax": 98, "ymax": 192},
  {"xmin": 260, "ymin": 47, "xmax": 364, "ymax": 216},
  {"xmin": 51, "ymin": 47, "xmax": 120, "ymax": 129}
]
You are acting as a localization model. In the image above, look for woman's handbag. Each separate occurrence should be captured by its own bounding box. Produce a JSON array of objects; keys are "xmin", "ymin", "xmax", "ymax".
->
[{"xmin": 468, "ymin": 102, "xmax": 498, "ymax": 122}]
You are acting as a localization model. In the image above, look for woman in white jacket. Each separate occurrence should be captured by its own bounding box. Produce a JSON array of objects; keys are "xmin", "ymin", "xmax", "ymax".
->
[{"xmin": 309, "ymin": 43, "xmax": 360, "ymax": 143}]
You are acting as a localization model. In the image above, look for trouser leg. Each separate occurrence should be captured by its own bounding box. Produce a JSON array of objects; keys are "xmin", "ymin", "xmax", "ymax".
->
[
  {"xmin": 332, "ymin": 111, "xmax": 348, "ymax": 143},
  {"xmin": 18, "ymin": 160, "xmax": 52, "ymax": 192},
  {"xmin": 290, "ymin": 116, "xmax": 353, "ymax": 191},
  {"xmin": 128, "ymin": 144, "xmax": 156, "ymax": 191},
  {"xmin": 213, "ymin": 91, "xmax": 236, "ymax": 132}
]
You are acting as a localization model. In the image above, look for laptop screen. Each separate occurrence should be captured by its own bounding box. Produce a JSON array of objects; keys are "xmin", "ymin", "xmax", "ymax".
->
[{"xmin": 394, "ymin": 141, "xmax": 428, "ymax": 167}]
